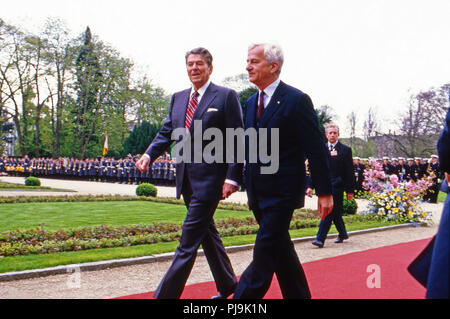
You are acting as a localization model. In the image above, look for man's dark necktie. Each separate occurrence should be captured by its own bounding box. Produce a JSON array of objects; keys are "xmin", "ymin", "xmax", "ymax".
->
[
  {"xmin": 185, "ymin": 91, "xmax": 199, "ymax": 129},
  {"xmin": 257, "ymin": 90, "xmax": 265, "ymax": 121}
]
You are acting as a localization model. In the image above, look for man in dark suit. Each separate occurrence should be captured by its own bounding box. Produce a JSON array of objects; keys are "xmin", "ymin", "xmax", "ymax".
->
[
  {"xmin": 409, "ymin": 107, "xmax": 450, "ymax": 299},
  {"xmin": 233, "ymin": 43, "xmax": 333, "ymax": 299},
  {"xmin": 136, "ymin": 47, "xmax": 243, "ymax": 299},
  {"xmin": 312, "ymin": 123, "xmax": 355, "ymax": 248}
]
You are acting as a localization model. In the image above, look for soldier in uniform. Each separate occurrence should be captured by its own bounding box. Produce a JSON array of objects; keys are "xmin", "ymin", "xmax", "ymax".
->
[
  {"xmin": 168, "ymin": 159, "xmax": 176, "ymax": 186},
  {"xmin": 390, "ymin": 158, "xmax": 400, "ymax": 177},
  {"xmin": 117, "ymin": 158, "xmax": 125, "ymax": 184},
  {"xmin": 128, "ymin": 156, "xmax": 135, "ymax": 184},
  {"xmin": 398, "ymin": 157, "xmax": 406, "ymax": 181},
  {"xmin": 99, "ymin": 157, "xmax": 106, "ymax": 182},
  {"xmin": 382, "ymin": 156, "xmax": 392, "ymax": 175},
  {"xmin": 405, "ymin": 158, "xmax": 417, "ymax": 181},
  {"xmin": 0, "ymin": 156, "xmax": 5, "ymax": 173},
  {"xmin": 414, "ymin": 157, "xmax": 425, "ymax": 180},
  {"xmin": 151, "ymin": 160, "xmax": 158, "ymax": 185},
  {"xmin": 424, "ymin": 155, "xmax": 442, "ymax": 203},
  {"xmin": 105, "ymin": 158, "xmax": 112, "ymax": 182},
  {"xmin": 353, "ymin": 157, "xmax": 365, "ymax": 194},
  {"xmin": 134, "ymin": 156, "xmax": 141, "ymax": 184}
]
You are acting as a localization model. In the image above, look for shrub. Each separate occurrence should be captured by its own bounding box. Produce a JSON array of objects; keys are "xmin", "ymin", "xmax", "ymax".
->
[
  {"xmin": 25, "ymin": 176, "xmax": 41, "ymax": 187},
  {"xmin": 136, "ymin": 183, "xmax": 157, "ymax": 197},
  {"xmin": 343, "ymin": 197, "xmax": 358, "ymax": 215}
]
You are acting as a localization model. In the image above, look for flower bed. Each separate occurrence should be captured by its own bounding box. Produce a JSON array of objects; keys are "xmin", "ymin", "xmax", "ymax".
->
[
  {"xmin": 0, "ymin": 214, "xmax": 375, "ymax": 257},
  {"xmin": 362, "ymin": 159, "xmax": 433, "ymax": 224}
]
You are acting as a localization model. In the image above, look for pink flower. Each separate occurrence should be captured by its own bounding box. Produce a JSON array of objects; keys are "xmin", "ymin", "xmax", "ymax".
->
[{"xmin": 389, "ymin": 174, "xmax": 399, "ymax": 187}]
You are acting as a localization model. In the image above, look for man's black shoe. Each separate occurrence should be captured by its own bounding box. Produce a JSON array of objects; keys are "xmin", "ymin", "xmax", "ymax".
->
[
  {"xmin": 211, "ymin": 283, "xmax": 237, "ymax": 299},
  {"xmin": 211, "ymin": 292, "xmax": 229, "ymax": 299},
  {"xmin": 334, "ymin": 235, "xmax": 349, "ymax": 243},
  {"xmin": 312, "ymin": 240, "xmax": 324, "ymax": 248}
]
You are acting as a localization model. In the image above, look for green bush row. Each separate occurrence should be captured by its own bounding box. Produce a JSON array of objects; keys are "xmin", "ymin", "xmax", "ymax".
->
[{"xmin": 0, "ymin": 194, "xmax": 251, "ymax": 211}]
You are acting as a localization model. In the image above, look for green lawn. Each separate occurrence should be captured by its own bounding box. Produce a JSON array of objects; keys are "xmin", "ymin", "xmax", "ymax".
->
[
  {"xmin": 0, "ymin": 200, "xmax": 399, "ymax": 273},
  {"xmin": 0, "ymin": 181, "xmax": 72, "ymax": 192},
  {"xmin": 438, "ymin": 191, "xmax": 447, "ymax": 203},
  {"xmin": 0, "ymin": 201, "xmax": 253, "ymax": 232}
]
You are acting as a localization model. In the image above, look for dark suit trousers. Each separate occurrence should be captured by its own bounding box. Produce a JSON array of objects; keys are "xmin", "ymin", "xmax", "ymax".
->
[
  {"xmin": 233, "ymin": 206, "xmax": 311, "ymax": 299},
  {"xmin": 153, "ymin": 175, "xmax": 237, "ymax": 299},
  {"xmin": 316, "ymin": 188, "xmax": 348, "ymax": 242}
]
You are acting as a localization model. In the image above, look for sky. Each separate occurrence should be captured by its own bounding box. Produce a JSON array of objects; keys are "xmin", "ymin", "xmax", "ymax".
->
[{"xmin": 2, "ymin": 0, "xmax": 450, "ymax": 137}]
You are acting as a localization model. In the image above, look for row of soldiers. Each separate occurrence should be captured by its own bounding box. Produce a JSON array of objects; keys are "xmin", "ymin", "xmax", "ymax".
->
[
  {"xmin": 1, "ymin": 154, "xmax": 444, "ymax": 203},
  {"xmin": 0, "ymin": 154, "xmax": 176, "ymax": 186},
  {"xmin": 353, "ymin": 155, "xmax": 443, "ymax": 203}
]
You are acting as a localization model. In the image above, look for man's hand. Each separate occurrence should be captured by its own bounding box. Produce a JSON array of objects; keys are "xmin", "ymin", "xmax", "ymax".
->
[
  {"xmin": 317, "ymin": 194, "xmax": 333, "ymax": 220},
  {"xmin": 306, "ymin": 187, "xmax": 313, "ymax": 198},
  {"xmin": 346, "ymin": 192, "xmax": 354, "ymax": 201},
  {"xmin": 222, "ymin": 183, "xmax": 239, "ymax": 199},
  {"xmin": 135, "ymin": 156, "xmax": 150, "ymax": 173}
]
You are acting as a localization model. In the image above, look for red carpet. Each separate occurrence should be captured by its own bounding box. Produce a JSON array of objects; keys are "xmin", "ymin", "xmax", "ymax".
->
[{"xmin": 118, "ymin": 238, "xmax": 431, "ymax": 299}]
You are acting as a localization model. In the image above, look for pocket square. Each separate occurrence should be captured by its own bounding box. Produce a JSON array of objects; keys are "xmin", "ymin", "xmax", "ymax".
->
[{"xmin": 207, "ymin": 107, "xmax": 218, "ymax": 112}]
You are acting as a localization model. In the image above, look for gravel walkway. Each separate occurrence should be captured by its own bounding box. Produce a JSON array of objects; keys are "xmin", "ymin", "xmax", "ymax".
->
[{"xmin": 0, "ymin": 176, "xmax": 444, "ymax": 299}]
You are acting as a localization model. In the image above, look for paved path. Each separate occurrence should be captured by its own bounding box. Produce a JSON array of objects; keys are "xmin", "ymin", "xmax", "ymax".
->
[{"xmin": 0, "ymin": 176, "xmax": 445, "ymax": 299}]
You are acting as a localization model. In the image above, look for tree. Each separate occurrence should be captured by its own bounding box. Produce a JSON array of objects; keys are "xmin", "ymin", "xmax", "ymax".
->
[
  {"xmin": 383, "ymin": 83, "xmax": 449, "ymax": 157},
  {"xmin": 72, "ymin": 27, "xmax": 133, "ymax": 158},
  {"xmin": 363, "ymin": 107, "xmax": 379, "ymax": 141},
  {"xmin": 0, "ymin": 21, "xmax": 35, "ymax": 156},
  {"xmin": 41, "ymin": 17, "xmax": 77, "ymax": 158},
  {"xmin": 347, "ymin": 111, "xmax": 357, "ymax": 149},
  {"xmin": 122, "ymin": 121, "xmax": 162, "ymax": 156},
  {"xmin": 132, "ymin": 76, "xmax": 169, "ymax": 126},
  {"xmin": 315, "ymin": 105, "xmax": 334, "ymax": 135}
]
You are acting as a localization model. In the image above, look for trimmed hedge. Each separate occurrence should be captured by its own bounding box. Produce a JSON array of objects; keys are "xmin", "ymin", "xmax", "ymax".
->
[
  {"xmin": 25, "ymin": 176, "xmax": 41, "ymax": 187},
  {"xmin": 343, "ymin": 198, "xmax": 358, "ymax": 215},
  {"xmin": 135, "ymin": 183, "xmax": 157, "ymax": 197}
]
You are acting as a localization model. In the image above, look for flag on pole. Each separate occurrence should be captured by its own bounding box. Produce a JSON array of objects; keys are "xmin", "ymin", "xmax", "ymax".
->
[{"xmin": 102, "ymin": 133, "xmax": 108, "ymax": 156}]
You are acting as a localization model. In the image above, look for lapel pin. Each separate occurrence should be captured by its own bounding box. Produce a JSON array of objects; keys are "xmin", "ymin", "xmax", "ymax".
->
[{"xmin": 277, "ymin": 101, "xmax": 281, "ymax": 104}]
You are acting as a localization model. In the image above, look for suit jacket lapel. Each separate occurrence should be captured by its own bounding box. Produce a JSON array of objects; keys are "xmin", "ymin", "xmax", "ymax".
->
[
  {"xmin": 245, "ymin": 93, "xmax": 258, "ymax": 129},
  {"xmin": 176, "ymin": 89, "xmax": 191, "ymax": 129},
  {"xmin": 259, "ymin": 81, "xmax": 287, "ymax": 128}
]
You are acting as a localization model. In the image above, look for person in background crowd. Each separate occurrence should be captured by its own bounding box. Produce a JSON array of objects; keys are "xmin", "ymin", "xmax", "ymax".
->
[
  {"xmin": 382, "ymin": 156, "xmax": 392, "ymax": 175},
  {"xmin": 390, "ymin": 158, "xmax": 400, "ymax": 177},
  {"xmin": 405, "ymin": 158, "xmax": 417, "ymax": 181},
  {"xmin": 398, "ymin": 157, "xmax": 406, "ymax": 181},
  {"xmin": 414, "ymin": 157, "xmax": 425, "ymax": 180},
  {"xmin": 353, "ymin": 157, "xmax": 365, "ymax": 194},
  {"xmin": 424, "ymin": 155, "xmax": 443, "ymax": 204}
]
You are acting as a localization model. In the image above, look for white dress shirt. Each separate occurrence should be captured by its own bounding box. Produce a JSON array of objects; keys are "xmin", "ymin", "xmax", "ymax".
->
[
  {"xmin": 259, "ymin": 78, "xmax": 281, "ymax": 109},
  {"xmin": 190, "ymin": 80, "xmax": 211, "ymax": 104},
  {"xmin": 328, "ymin": 141, "xmax": 338, "ymax": 151}
]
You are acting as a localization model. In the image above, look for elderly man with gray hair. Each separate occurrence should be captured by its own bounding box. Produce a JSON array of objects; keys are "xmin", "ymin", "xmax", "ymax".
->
[
  {"xmin": 233, "ymin": 43, "xmax": 333, "ymax": 299},
  {"xmin": 310, "ymin": 122, "xmax": 355, "ymax": 248}
]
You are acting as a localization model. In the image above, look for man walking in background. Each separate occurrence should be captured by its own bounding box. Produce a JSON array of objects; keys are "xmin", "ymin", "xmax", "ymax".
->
[{"xmin": 312, "ymin": 123, "xmax": 355, "ymax": 248}]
